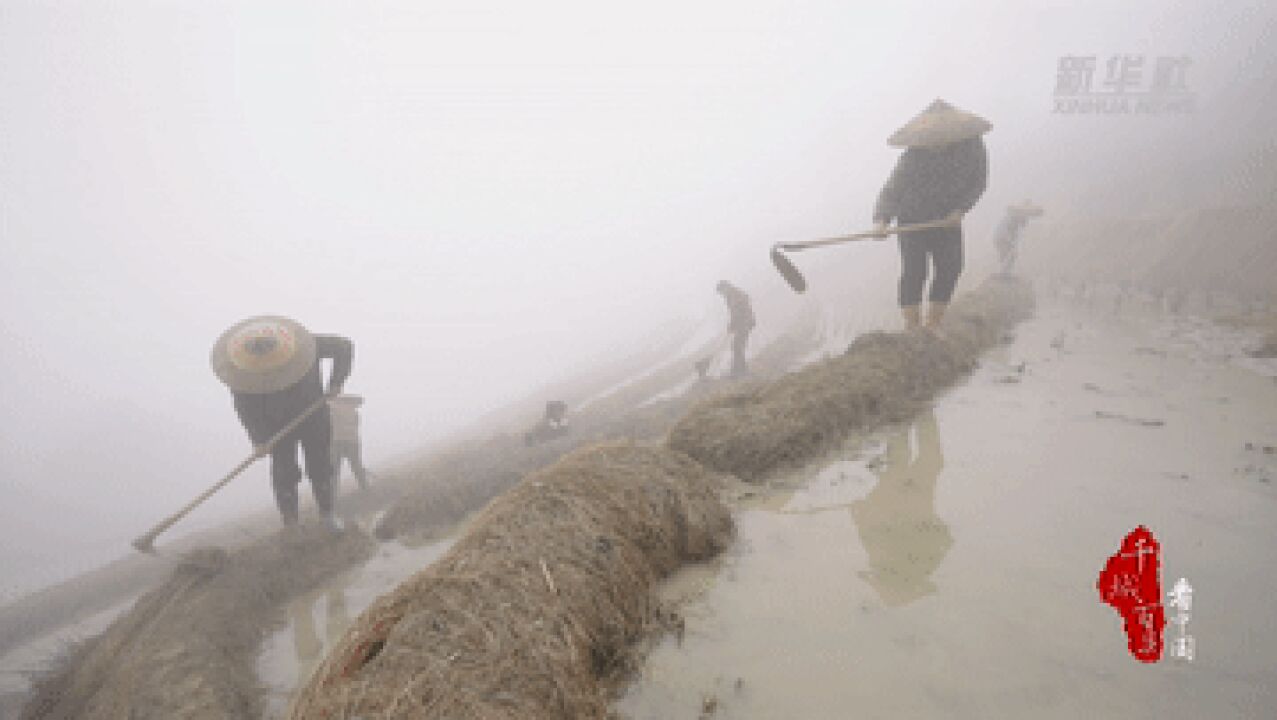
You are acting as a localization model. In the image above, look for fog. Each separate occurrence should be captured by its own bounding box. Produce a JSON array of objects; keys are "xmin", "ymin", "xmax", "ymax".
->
[{"xmin": 1, "ymin": 0, "xmax": 1273, "ymax": 602}]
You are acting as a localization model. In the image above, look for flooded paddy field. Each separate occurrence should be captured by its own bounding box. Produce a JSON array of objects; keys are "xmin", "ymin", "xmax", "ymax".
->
[{"xmin": 617, "ymin": 296, "xmax": 1277, "ymax": 719}]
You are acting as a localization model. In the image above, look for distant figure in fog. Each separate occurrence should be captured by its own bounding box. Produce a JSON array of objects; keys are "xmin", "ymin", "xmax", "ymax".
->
[
  {"xmin": 993, "ymin": 200, "xmax": 1044, "ymax": 273},
  {"xmin": 694, "ymin": 357, "xmax": 712, "ymax": 381},
  {"xmin": 873, "ymin": 99, "xmax": 990, "ymax": 331},
  {"xmin": 524, "ymin": 400, "xmax": 570, "ymax": 446},
  {"xmin": 716, "ymin": 280, "xmax": 755, "ymax": 377},
  {"xmin": 329, "ymin": 394, "xmax": 373, "ymax": 491},
  {"xmin": 211, "ymin": 316, "xmax": 352, "ymax": 532}
]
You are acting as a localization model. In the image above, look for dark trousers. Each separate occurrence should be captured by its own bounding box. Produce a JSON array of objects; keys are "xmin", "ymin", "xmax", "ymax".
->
[
  {"xmin": 269, "ymin": 414, "xmax": 334, "ymax": 524},
  {"xmin": 331, "ymin": 441, "xmax": 371, "ymax": 489},
  {"xmin": 730, "ymin": 327, "xmax": 751, "ymax": 376},
  {"xmin": 898, "ymin": 225, "xmax": 964, "ymax": 306}
]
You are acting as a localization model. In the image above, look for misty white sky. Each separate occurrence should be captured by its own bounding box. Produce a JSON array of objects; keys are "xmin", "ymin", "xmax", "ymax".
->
[{"xmin": 1, "ymin": 0, "xmax": 1272, "ymax": 601}]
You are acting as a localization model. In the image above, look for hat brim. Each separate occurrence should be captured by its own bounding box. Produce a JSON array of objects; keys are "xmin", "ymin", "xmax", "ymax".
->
[
  {"xmin": 888, "ymin": 104, "xmax": 992, "ymax": 148},
  {"xmin": 210, "ymin": 315, "xmax": 317, "ymax": 394}
]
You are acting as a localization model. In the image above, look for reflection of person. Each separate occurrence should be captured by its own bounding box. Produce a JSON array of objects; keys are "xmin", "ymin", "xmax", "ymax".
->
[
  {"xmin": 328, "ymin": 394, "xmax": 372, "ymax": 490},
  {"xmin": 993, "ymin": 200, "xmax": 1045, "ymax": 273},
  {"xmin": 872, "ymin": 99, "xmax": 990, "ymax": 331},
  {"xmin": 290, "ymin": 587, "xmax": 353, "ymax": 681},
  {"xmin": 716, "ymin": 280, "xmax": 755, "ymax": 377},
  {"xmin": 211, "ymin": 316, "xmax": 351, "ymax": 531},
  {"xmin": 850, "ymin": 410, "xmax": 952, "ymax": 606}
]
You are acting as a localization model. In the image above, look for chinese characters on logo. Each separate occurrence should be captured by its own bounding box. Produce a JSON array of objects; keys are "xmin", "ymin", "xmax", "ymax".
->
[
  {"xmin": 1167, "ymin": 577, "xmax": 1195, "ymax": 662},
  {"xmin": 1096, "ymin": 526, "xmax": 1195, "ymax": 663},
  {"xmin": 1097, "ymin": 526, "xmax": 1165, "ymax": 662},
  {"xmin": 1054, "ymin": 55, "xmax": 1195, "ymax": 114}
]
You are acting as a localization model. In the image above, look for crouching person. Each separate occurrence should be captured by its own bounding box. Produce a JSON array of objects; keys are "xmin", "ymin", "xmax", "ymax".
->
[
  {"xmin": 524, "ymin": 400, "xmax": 570, "ymax": 446},
  {"xmin": 329, "ymin": 394, "xmax": 373, "ymax": 491}
]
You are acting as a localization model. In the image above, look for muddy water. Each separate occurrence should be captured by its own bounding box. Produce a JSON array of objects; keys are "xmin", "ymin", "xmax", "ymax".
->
[
  {"xmin": 257, "ymin": 527, "xmax": 454, "ymax": 719},
  {"xmin": 617, "ymin": 297, "xmax": 1277, "ymax": 719}
]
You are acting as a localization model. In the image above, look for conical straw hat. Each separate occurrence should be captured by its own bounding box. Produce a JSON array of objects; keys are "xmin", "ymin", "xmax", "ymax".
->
[
  {"xmin": 1012, "ymin": 199, "xmax": 1045, "ymax": 216},
  {"xmin": 888, "ymin": 98, "xmax": 992, "ymax": 148},
  {"xmin": 210, "ymin": 315, "xmax": 317, "ymax": 394}
]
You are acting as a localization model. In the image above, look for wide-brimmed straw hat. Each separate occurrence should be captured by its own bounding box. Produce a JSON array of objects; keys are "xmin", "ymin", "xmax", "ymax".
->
[
  {"xmin": 888, "ymin": 98, "xmax": 992, "ymax": 148},
  {"xmin": 210, "ymin": 315, "xmax": 317, "ymax": 394}
]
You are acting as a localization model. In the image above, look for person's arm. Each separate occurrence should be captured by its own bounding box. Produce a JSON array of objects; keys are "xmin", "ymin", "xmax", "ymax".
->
[
  {"xmin": 873, "ymin": 153, "xmax": 910, "ymax": 226},
  {"xmin": 951, "ymin": 139, "xmax": 988, "ymax": 216},
  {"xmin": 233, "ymin": 393, "xmax": 274, "ymax": 447},
  {"xmin": 315, "ymin": 335, "xmax": 354, "ymax": 395}
]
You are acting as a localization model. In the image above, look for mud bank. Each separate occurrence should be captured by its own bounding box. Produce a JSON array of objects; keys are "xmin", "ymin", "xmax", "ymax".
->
[
  {"xmin": 20, "ymin": 526, "xmax": 374, "ymax": 720},
  {"xmin": 15, "ymin": 277, "xmax": 1028, "ymax": 719},
  {"xmin": 285, "ymin": 280, "xmax": 1033, "ymax": 719},
  {"xmin": 289, "ymin": 444, "xmax": 731, "ymax": 719},
  {"xmin": 669, "ymin": 277, "xmax": 1033, "ymax": 481},
  {"xmin": 373, "ymin": 324, "xmax": 819, "ymax": 544},
  {"xmin": 9, "ymin": 320, "xmax": 814, "ymax": 719}
]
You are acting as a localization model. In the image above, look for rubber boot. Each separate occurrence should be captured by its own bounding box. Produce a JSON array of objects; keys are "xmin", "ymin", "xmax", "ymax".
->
[
  {"xmin": 901, "ymin": 305, "xmax": 922, "ymax": 331},
  {"xmin": 925, "ymin": 302, "xmax": 948, "ymax": 330}
]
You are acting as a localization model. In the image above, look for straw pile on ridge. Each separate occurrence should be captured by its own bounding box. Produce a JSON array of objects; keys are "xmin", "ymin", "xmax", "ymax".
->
[
  {"xmin": 21, "ymin": 527, "xmax": 374, "ymax": 720},
  {"xmin": 668, "ymin": 276, "xmax": 1034, "ymax": 481},
  {"xmin": 373, "ymin": 324, "xmax": 818, "ymax": 544},
  {"xmin": 288, "ymin": 443, "xmax": 731, "ymax": 720}
]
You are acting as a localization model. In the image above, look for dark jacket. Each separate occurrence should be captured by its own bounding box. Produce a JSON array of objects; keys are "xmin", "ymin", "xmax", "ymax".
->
[
  {"xmin": 720, "ymin": 286, "xmax": 755, "ymax": 333},
  {"xmin": 233, "ymin": 335, "xmax": 353, "ymax": 445},
  {"xmin": 873, "ymin": 137, "xmax": 988, "ymax": 225}
]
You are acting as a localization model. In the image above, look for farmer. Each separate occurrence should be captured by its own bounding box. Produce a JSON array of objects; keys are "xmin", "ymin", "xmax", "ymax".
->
[
  {"xmin": 211, "ymin": 315, "xmax": 352, "ymax": 531},
  {"xmin": 872, "ymin": 99, "xmax": 990, "ymax": 330},
  {"xmin": 524, "ymin": 400, "xmax": 570, "ymax": 446},
  {"xmin": 544, "ymin": 400, "xmax": 569, "ymax": 429},
  {"xmin": 329, "ymin": 393, "xmax": 373, "ymax": 491},
  {"xmin": 993, "ymin": 200, "xmax": 1045, "ymax": 273},
  {"xmin": 716, "ymin": 280, "xmax": 755, "ymax": 377}
]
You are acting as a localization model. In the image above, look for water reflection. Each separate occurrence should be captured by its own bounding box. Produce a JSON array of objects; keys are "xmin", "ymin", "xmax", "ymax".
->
[
  {"xmin": 850, "ymin": 410, "xmax": 952, "ymax": 606},
  {"xmin": 288, "ymin": 586, "xmax": 352, "ymax": 683}
]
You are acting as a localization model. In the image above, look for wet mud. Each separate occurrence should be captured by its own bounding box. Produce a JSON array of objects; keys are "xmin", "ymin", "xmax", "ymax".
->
[
  {"xmin": 20, "ymin": 526, "xmax": 375, "ymax": 720},
  {"xmin": 618, "ymin": 294, "xmax": 1277, "ymax": 719}
]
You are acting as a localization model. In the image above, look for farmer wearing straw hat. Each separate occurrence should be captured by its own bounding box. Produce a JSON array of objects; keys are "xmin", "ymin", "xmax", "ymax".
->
[
  {"xmin": 872, "ymin": 99, "xmax": 990, "ymax": 330},
  {"xmin": 329, "ymin": 393, "xmax": 373, "ymax": 490},
  {"xmin": 716, "ymin": 280, "xmax": 755, "ymax": 377},
  {"xmin": 211, "ymin": 316, "xmax": 353, "ymax": 531},
  {"xmin": 994, "ymin": 199, "xmax": 1045, "ymax": 273}
]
